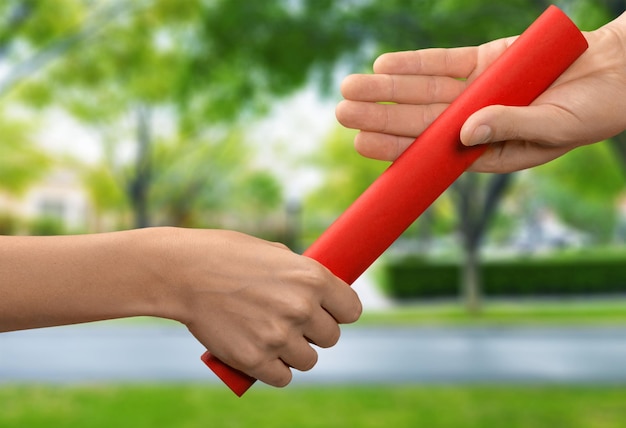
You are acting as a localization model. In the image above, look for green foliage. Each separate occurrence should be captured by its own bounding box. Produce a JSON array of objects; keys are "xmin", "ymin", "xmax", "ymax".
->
[
  {"xmin": 353, "ymin": 0, "xmax": 545, "ymax": 52},
  {"xmin": 177, "ymin": 0, "xmax": 364, "ymax": 123},
  {"xmin": 28, "ymin": 215, "xmax": 66, "ymax": 236},
  {"xmin": 532, "ymin": 143, "xmax": 624, "ymax": 241},
  {"xmin": 235, "ymin": 170, "xmax": 283, "ymax": 214},
  {"xmin": 0, "ymin": 110, "xmax": 51, "ymax": 194},
  {"xmin": 305, "ymin": 126, "xmax": 388, "ymax": 213},
  {"xmin": 82, "ymin": 165, "xmax": 128, "ymax": 213},
  {"xmin": 15, "ymin": 0, "xmax": 86, "ymax": 45},
  {"xmin": 303, "ymin": 126, "xmax": 388, "ymax": 237},
  {"xmin": 18, "ymin": 0, "xmax": 366, "ymax": 127},
  {"xmin": 570, "ymin": 0, "xmax": 615, "ymax": 30},
  {"xmin": 149, "ymin": 130, "xmax": 281, "ymax": 227},
  {"xmin": 8, "ymin": 0, "xmax": 373, "ymax": 229}
]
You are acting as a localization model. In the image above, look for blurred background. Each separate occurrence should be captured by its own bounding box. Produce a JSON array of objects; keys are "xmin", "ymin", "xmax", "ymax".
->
[{"xmin": 2, "ymin": 0, "xmax": 626, "ymax": 427}]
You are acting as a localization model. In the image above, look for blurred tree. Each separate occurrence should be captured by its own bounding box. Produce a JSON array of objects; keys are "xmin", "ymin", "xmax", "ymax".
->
[
  {"xmin": 0, "ymin": 0, "xmax": 125, "ymax": 96},
  {"xmin": 0, "ymin": 0, "xmax": 132, "ymax": 222},
  {"xmin": 0, "ymin": 111, "xmax": 50, "ymax": 195},
  {"xmin": 305, "ymin": 127, "xmax": 388, "ymax": 219},
  {"xmin": 150, "ymin": 130, "xmax": 282, "ymax": 228},
  {"xmin": 13, "ymin": 0, "xmax": 369, "ymax": 228},
  {"xmin": 0, "ymin": 0, "xmax": 82, "ymax": 199},
  {"xmin": 176, "ymin": 0, "xmax": 365, "ymax": 128},
  {"xmin": 304, "ymin": 125, "xmax": 388, "ymax": 248},
  {"xmin": 81, "ymin": 163, "xmax": 128, "ymax": 230},
  {"xmin": 532, "ymin": 141, "xmax": 624, "ymax": 241}
]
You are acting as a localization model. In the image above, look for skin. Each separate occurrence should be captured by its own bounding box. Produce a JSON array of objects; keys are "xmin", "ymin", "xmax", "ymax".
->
[
  {"xmin": 336, "ymin": 12, "xmax": 626, "ymax": 173},
  {"xmin": 0, "ymin": 227, "xmax": 362, "ymax": 387}
]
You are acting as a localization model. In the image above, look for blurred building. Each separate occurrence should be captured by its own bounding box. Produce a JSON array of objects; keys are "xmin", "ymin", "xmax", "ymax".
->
[
  {"xmin": 509, "ymin": 207, "xmax": 589, "ymax": 253},
  {"xmin": 0, "ymin": 168, "xmax": 91, "ymax": 234}
]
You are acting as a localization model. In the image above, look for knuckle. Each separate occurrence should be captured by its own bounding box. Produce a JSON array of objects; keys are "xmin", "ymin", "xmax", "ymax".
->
[
  {"xmin": 478, "ymin": 142, "xmax": 510, "ymax": 174},
  {"xmin": 271, "ymin": 241, "xmax": 290, "ymax": 251},
  {"xmin": 260, "ymin": 322, "xmax": 291, "ymax": 350},
  {"xmin": 379, "ymin": 104, "xmax": 390, "ymax": 133},
  {"xmin": 386, "ymin": 74, "xmax": 396, "ymax": 101},
  {"xmin": 421, "ymin": 104, "xmax": 439, "ymax": 129},
  {"xmin": 476, "ymin": 139, "xmax": 557, "ymax": 174},
  {"xmin": 299, "ymin": 261, "xmax": 328, "ymax": 288},
  {"xmin": 425, "ymin": 75, "xmax": 439, "ymax": 101},
  {"xmin": 286, "ymin": 297, "xmax": 315, "ymax": 323},
  {"xmin": 392, "ymin": 135, "xmax": 404, "ymax": 162},
  {"xmin": 231, "ymin": 348, "xmax": 265, "ymax": 373}
]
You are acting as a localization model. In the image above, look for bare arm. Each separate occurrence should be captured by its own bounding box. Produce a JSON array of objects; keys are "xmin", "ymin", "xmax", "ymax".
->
[
  {"xmin": 336, "ymin": 12, "xmax": 626, "ymax": 173},
  {"xmin": 0, "ymin": 227, "xmax": 361, "ymax": 387}
]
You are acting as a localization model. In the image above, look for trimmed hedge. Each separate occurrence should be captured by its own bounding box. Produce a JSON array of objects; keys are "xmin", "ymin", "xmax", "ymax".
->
[{"xmin": 382, "ymin": 255, "xmax": 626, "ymax": 299}]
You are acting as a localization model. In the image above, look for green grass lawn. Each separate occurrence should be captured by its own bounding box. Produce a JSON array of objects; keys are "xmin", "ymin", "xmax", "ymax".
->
[
  {"xmin": 357, "ymin": 298, "xmax": 626, "ymax": 326},
  {"xmin": 1, "ymin": 384, "xmax": 626, "ymax": 427},
  {"xmin": 4, "ymin": 300, "xmax": 626, "ymax": 427}
]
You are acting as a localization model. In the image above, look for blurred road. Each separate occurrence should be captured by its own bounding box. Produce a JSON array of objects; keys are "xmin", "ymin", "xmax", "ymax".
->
[{"xmin": 2, "ymin": 323, "xmax": 626, "ymax": 385}]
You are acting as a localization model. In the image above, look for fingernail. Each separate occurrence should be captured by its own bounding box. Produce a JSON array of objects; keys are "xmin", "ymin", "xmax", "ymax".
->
[{"xmin": 468, "ymin": 125, "xmax": 492, "ymax": 146}]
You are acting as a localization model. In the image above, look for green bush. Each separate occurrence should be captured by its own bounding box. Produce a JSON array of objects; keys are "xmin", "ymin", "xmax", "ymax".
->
[
  {"xmin": 382, "ymin": 252, "xmax": 626, "ymax": 299},
  {"xmin": 28, "ymin": 216, "xmax": 66, "ymax": 236}
]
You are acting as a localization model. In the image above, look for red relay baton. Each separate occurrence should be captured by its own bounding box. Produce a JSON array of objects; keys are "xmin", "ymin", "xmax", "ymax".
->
[{"xmin": 202, "ymin": 5, "xmax": 588, "ymax": 396}]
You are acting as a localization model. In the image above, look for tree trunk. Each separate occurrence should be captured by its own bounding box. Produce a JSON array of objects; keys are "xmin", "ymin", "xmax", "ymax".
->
[
  {"xmin": 462, "ymin": 241, "xmax": 482, "ymax": 315},
  {"xmin": 128, "ymin": 105, "xmax": 152, "ymax": 228},
  {"xmin": 455, "ymin": 172, "xmax": 513, "ymax": 315},
  {"xmin": 609, "ymin": 131, "xmax": 626, "ymax": 178}
]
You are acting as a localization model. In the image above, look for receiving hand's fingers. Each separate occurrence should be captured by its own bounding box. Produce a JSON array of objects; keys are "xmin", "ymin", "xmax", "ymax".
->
[
  {"xmin": 354, "ymin": 132, "xmax": 415, "ymax": 162},
  {"xmin": 373, "ymin": 47, "xmax": 480, "ymax": 77},
  {"xmin": 461, "ymin": 104, "xmax": 585, "ymax": 148},
  {"xmin": 336, "ymin": 100, "xmax": 449, "ymax": 137},
  {"xmin": 467, "ymin": 140, "xmax": 574, "ymax": 174},
  {"xmin": 340, "ymin": 74, "xmax": 466, "ymax": 104},
  {"xmin": 373, "ymin": 39, "xmax": 514, "ymax": 78}
]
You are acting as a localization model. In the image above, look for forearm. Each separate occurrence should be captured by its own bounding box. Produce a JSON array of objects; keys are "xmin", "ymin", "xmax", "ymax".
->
[{"xmin": 0, "ymin": 228, "xmax": 170, "ymax": 332}]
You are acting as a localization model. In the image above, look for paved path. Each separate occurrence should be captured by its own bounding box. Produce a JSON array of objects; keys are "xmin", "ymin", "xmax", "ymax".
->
[{"xmin": 2, "ymin": 323, "xmax": 626, "ymax": 385}]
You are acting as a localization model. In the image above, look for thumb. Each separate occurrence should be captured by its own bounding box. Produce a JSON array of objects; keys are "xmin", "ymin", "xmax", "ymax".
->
[{"xmin": 460, "ymin": 104, "xmax": 573, "ymax": 147}]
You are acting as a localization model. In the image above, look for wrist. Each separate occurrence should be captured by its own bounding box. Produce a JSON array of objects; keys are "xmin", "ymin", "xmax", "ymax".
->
[
  {"xmin": 78, "ymin": 227, "xmax": 176, "ymax": 322},
  {"xmin": 121, "ymin": 227, "xmax": 187, "ymax": 322},
  {"xmin": 133, "ymin": 226, "xmax": 206, "ymax": 324}
]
